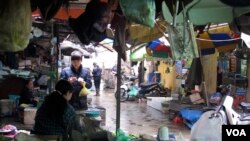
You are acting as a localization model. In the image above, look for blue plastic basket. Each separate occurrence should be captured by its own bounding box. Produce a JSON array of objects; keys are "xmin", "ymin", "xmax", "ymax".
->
[
  {"xmin": 8, "ymin": 94, "xmax": 20, "ymax": 116},
  {"xmin": 84, "ymin": 110, "xmax": 100, "ymax": 117},
  {"xmin": 8, "ymin": 94, "xmax": 20, "ymax": 102}
]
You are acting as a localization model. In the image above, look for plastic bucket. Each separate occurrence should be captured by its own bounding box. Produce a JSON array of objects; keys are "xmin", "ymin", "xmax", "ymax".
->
[
  {"xmin": 95, "ymin": 106, "xmax": 106, "ymax": 126},
  {"xmin": 8, "ymin": 94, "xmax": 20, "ymax": 116},
  {"xmin": 0, "ymin": 99, "xmax": 13, "ymax": 117},
  {"xmin": 87, "ymin": 106, "xmax": 106, "ymax": 126}
]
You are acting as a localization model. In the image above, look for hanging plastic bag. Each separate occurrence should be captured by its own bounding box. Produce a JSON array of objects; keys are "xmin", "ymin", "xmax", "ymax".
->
[
  {"xmin": 0, "ymin": 0, "xmax": 31, "ymax": 52},
  {"xmin": 119, "ymin": 0, "xmax": 156, "ymax": 28},
  {"xmin": 79, "ymin": 81, "xmax": 90, "ymax": 96},
  {"xmin": 37, "ymin": 0, "xmax": 68, "ymax": 21},
  {"xmin": 69, "ymin": 0, "xmax": 109, "ymax": 45}
]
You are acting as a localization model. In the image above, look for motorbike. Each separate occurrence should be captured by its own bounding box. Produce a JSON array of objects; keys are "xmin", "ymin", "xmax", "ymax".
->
[
  {"xmin": 138, "ymin": 82, "xmax": 169, "ymax": 99},
  {"xmin": 115, "ymin": 72, "xmax": 138, "ymax": 102},
  {"xmin": 190, "ymin": 85, "xmax": 250, "ymax": 141},
  {"xmin": 210, "ymin": 95, "xmax": 250, "ymax": 125},
  {"xmin": 209, "ymin": 85, "xmax": 250, "ymax": 125}
]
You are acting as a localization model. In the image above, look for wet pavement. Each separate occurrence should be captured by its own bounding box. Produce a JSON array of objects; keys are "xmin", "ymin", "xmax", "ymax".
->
[
  {"xmin": 0, "ymin": 86, "xmax": 191, "ymax": 140},
  {"xmin": 89, "ymin": 88, "xmax": 191, "ymax": 140}
]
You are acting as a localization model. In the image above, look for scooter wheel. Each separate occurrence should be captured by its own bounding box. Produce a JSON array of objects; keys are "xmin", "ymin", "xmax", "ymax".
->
[{"xmin": 115, "ymin": 88, "xmax": 129, "ymax": 102}]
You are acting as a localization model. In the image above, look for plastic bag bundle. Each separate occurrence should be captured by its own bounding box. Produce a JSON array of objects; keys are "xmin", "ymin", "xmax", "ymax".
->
[
  {"xmin": 69, "ymin": 0, "xmax": 110, "ymax": 45},
  {"xmin": 119, "ymin": 0, "xmax": 156, "ymax": 28},
  {"xmin": 0, "ymin": 0, "xmax": 32, "ymax": 52},
  {"xmin": 79, "ymin": 81, "xmax": 90, "ymax": 96}
]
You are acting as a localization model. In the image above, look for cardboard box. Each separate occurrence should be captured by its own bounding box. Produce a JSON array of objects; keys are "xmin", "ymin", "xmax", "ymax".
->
[
  {"xmin": 189, "ymin": 93, "xmax": 204, "ymax": 104},
  {"xmin": 24, "ymin": 107, "xmax": 37, "ymax": 125},
  {"xmin": 146, "ymin": 97, "xmax": 173, "ymax": 113},
  {"xmin": 19, "ymin": 60, "xmax": 32, "ymax": 67}
]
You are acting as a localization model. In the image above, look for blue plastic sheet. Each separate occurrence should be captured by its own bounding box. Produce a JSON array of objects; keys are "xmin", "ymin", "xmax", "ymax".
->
[{"xmin": 179, "ymin": 108, "xmax": 203, "ymax": 129}]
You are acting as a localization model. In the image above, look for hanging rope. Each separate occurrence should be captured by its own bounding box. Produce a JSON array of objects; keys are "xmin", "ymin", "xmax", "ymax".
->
[{"xmin": 196, "ymin": 37, "xmax": 241, "ymax": 42}]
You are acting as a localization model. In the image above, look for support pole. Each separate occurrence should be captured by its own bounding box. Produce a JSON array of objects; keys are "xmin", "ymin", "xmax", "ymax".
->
[
  {"xmin": 116, "ymin": 53, "xmax": 121, "ymax": 136},
  {"xmin": 50, "ymin": 21, "xmax": 59, "ymax": 92},
  {"xmin": 247, "ymin": 57, "xmax": 250, "ymax": 102}
]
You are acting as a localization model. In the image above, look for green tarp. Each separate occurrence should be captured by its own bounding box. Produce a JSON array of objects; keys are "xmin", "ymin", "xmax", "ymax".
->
[{"xmin": 162, "ymin": 0, "xmax": 250, "ymax": 26}]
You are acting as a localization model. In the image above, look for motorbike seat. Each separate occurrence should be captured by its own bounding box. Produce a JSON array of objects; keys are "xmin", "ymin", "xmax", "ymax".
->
[
  {"xmin": 129, "ymin": 76, "xmax": 137, "ymax": 81},
  {"xmin": 140, "ymin": 82, "xmax": 158, "ymax": 88},
  {"xmin": 240, "ymin": 102, "xmax": 250, "ymax": 111}
]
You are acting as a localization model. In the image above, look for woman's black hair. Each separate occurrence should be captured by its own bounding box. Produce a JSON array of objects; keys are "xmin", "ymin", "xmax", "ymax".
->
[
  {"xmin": 55, "ymin": 79, "xmax": 73, "ymax": 95},
  {"xmin": 24, "ymin": 78, "xmax": 32, "ymax": 86},
  {"xmin": 42, "ymin": 79, "xmax": 73, "ymax": 119}
]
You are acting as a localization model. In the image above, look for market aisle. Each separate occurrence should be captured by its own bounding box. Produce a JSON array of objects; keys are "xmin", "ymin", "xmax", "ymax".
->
[
  {"xmin": 0, "ymin": 80, "xmax": 190, "ymax": 140},
  {"xmin": 89, "ymin": 88, "xmax": 191, "ymax": 140}
]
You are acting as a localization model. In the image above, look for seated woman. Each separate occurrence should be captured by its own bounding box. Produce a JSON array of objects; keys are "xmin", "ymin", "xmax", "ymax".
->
[
  {"xmin": 32, "ymin": 79, "xmax": 84, "ymax": 141},
  {"xmin": 19, "ymin": 78, "xmax": 39, "ymax": 107}
]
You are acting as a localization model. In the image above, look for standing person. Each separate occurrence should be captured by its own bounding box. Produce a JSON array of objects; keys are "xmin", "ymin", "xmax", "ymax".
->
[
  {"xmin": 111, "ymin": 63, "xmax": 117, "ymax": 91},
  {"xmin": 32, "ymin": 79, "xmax": 84, "ymax": 141},
  {"xmin": 92, "ymin": 62, "xmax": 102, "ymax": 96},
  {"xmin": 111, "ymin": 63, "xmax": 117, "ymax": 73},
  {"xmin": 60, "ymin": 50, "xmax": 92, "ymax": 110},
  {"xmin": 138, "ymin": 62, "xmax": 146, "ymax": 86},
  {"xmin": 19, "ymin": 78, "xmax": 39, "ymax": 107},
  {"xmin": 217, "ymin": 66, "xmax": 223, "ymax": 87}
]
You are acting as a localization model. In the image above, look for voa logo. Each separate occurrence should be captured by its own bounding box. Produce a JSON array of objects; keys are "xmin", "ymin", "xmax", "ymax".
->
[{"xmin": 226, "ymin": 129, "xmax": 246, "ymax": 136}]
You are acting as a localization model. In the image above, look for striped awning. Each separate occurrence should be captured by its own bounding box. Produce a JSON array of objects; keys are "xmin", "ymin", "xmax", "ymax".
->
[{"xmin": 196, "ymin": 25, "xmax": 240, "ymax": 55}]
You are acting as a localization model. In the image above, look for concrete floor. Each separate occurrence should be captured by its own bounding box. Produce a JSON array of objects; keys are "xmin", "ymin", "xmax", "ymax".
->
[
  {"xmin": 0, "ymin": 86, "xmax": 191, "ymax": 140},
  {"xmin": 89, "ymin": 88, "xmax": 191, "ymax": 140}
]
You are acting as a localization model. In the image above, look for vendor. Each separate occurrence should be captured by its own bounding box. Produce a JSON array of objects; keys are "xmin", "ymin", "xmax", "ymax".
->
[
  {"xmin": 32, "ymin": 79, "xmax": 84, "ymax": 141},
  {"xmin": 19, "ymin": 78, "xmax": 39, "ymax": 107},
  {"xmin": 60, "ymin": 50, "xmax": 92, "ymax": 110}
]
